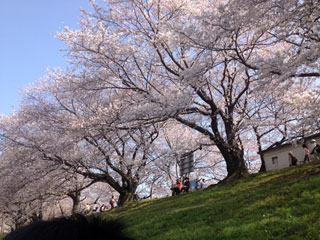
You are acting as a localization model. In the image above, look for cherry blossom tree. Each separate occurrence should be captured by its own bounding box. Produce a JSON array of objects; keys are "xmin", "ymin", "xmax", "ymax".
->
[
  {"xmin": 0, "ymin": 72, "xmax": 165, "ymax": 205},
  {"xmin": 0, "ymin": 138, "xmax": 98, "ymax": 229},
  {"xmin": 1, "ymin": 2, "xmax": 318, "ymax": 214},
  {"xmin": 197, "ymin": 0, "xmax": 320, "ymax": 81},
  {"xmin": 140, "ymin": 120, "xmax": 228, "ymax": 194},
  {"xmin": 55, "ymin": 0, "xmax": 263, "ymax": 180}
]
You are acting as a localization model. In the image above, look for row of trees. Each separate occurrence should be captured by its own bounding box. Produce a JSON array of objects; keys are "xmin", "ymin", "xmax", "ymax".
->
[{"xmin": 0, "ymin": 0, "xmax": 319, "ymax": 229}]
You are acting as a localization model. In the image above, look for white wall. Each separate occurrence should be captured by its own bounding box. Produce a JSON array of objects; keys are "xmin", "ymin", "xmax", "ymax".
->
[{"xmin": 264, "ymin": 139, "xmax": 319, "ymax": 171}]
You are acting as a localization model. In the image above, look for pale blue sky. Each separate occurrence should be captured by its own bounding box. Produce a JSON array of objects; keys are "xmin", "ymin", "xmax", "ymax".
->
[{"xmin": 0, "ymin": 0, "xmax": 92, "ymax": 115}]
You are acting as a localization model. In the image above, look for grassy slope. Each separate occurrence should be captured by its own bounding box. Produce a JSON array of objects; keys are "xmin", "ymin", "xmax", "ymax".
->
[
  {"xmin": 98, "ymin": 161, "xmax": 320, "ymax": 240},
  {"xmin": 2, "ymin": 162, "xmax": 320, "ymax": 240}
]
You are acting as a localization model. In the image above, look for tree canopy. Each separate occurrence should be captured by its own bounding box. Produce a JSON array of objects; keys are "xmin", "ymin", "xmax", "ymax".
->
[{"xmin": 0, "ymin": 0, "xmax": 319, "ymax": 227}]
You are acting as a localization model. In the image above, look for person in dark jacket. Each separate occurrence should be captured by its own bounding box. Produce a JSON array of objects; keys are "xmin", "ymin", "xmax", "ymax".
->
[
  {"xmin": 288, "ymin": 151, "xmax": 298, "ymax": 166},
  {"xmin": 310, "ymin": 139, "xmax": 320, "ymax": 161},
  {"xmin": 182, "ymin": 177, "xmax": 190, "ymax": 193},
  {"xmin": 171, "ymin": 179, "xmax": 182, "ymax": 196}
]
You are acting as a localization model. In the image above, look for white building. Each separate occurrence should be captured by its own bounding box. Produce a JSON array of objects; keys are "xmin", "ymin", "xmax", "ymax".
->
[{"xmin": 260, "ymin": 133, "xmax": 320, "ymax": 171}]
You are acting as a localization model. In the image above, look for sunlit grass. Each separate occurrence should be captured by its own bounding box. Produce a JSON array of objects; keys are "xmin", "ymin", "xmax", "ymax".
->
[{"xmin": 99, "ymin": 161, "xmax": 320, "ymax": 239}]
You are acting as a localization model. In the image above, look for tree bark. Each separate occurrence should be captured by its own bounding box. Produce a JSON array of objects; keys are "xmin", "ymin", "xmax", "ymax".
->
[
  {"xmin": 175, "ymin": 116, "xmax": 249, "ymax": 181},
  {"xmin": 259, "ymin": 155, "xmax": 266, "ymax": 172},
  {"xmin": 68, "ymin": 191, "xmax": 81, "ymax": 214},
  {"xmin": 117, "ymin": 184, "xmax": 137, "ymax": 206},
  {"xmin": 252, "ymin": 127, "xmax": 266, "ymax": 172},
  {"xmin": 218, "ymin": 144, "xmax": 249, "ymax": 181}
]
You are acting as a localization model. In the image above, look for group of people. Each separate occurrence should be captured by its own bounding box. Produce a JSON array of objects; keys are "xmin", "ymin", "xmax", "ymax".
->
[
  {"xmin": 171, "ymin": 177, "xmax": 207, "ymax": 196},
  {"xmin": 84, "ymin": 195, "xmax": 118, "ymax": 215},
  {"xmin": 85, "ymin": 203, "xmax": 108, "ymax": 214},
  {"xmin": 195, "ymin": 178, "xmax": 207, "ymax": 189},
  {"xmin": 288, "ymin": 140, "xmax": 320, "ymax": 166},
  {"xmin": 171, "ymin": 177, "xmax": 190, "ymax": 196}
]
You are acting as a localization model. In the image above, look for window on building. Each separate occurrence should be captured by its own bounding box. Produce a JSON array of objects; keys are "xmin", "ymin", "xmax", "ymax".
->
[{"xmin": 272, "ymin": 156, "xmax": 278, "ymax": 165}]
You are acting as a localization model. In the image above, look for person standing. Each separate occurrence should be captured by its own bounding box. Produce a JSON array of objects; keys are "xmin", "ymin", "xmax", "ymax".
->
[
  {"xmin": 303, "ymin": 144, "xmax": 311, "ymax": 164},
  {"xmin": 85, "ymin": 203, "xmax": 91, "ymax": 214},
  {"xmin": 310, "ymin": 139, "xmax": 320, "ymax": 161},
  {"xmin": 200, "ymin": 179, "xmax": 206, "ymax": 189},
  {"xmin": 109, "ymin": 195, "xmax": 117, "ymax": 209},
  {"xmin": 171, "ymin": 179, "xmax": 182, "ymax": 196},
  {"xmin": 288, "ymin": 152, "xmax": 298, "ymax": 166},
  {"xmin": 182, "ymin": 177, "xmax": 190, "ymax": 193},
  {"xmin": 177, "ymin": 179, "xmax": 182, "ymax": 192},
  {"xmin": 92, "ymin": 203, "xmax": 99, "ymax": 212},
  {"xmin": 195, "ymin": 178, "xmax": 200, "ymax": 190}
]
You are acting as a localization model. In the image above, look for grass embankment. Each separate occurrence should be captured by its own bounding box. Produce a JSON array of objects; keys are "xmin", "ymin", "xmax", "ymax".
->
[
  {"xmin": 98, "ymin": 161, "xmax": 320, "ymax": 240},
  {"xmin": 2, "ymin": 162, "xmax": 320, "ymax": 240}
]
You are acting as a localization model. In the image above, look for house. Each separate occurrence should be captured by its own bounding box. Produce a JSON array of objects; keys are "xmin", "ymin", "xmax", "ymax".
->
[{"xmin": 260, "ymin": 133, "xmax": 320, "ymax": 171}]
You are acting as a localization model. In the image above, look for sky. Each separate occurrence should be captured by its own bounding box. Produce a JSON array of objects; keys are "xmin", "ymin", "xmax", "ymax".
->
[{"xmin": 0, "ymin": 0, "xmax": 92, "ymax": 115}]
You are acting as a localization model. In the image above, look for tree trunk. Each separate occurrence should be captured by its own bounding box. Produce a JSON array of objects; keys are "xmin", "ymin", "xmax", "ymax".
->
[
  {"xmin": 252, "ymin": 127, "xmax": 266, "ymax": 172},
  {"xmin": 30, "ymin": 212, "xmax": 43, "ymax": 222},
  {"xmin": 68, "ymin": 191, "xmax": 81, "ymax": 214},
  {"xmin": 259, "ymin": 155, "xmax": 266, "ymax": 172},
  {"xmin": 218, "ymin": 144, "xmax": 249, "ymax": 181},
  {"xmin": 81, "ymin": 172, "xmax": 139, "ymax": 207},
  {"xmin": 118, "ymin": 189, "xmax": 136, "ymax": 206},
  {"xmin": 117, "ymin": 181, "xmax": 138, "ymax": 206}
]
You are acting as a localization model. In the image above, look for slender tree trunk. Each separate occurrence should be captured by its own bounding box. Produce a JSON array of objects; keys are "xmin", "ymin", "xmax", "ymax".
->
[
  {"xmin": 259, "ymin": 154, "xmax": 266, "ymax": 172},
  {"xmin": 252, "ymin": 127, "xmax": 266, "ymax": 172},
  {"xmin": 71, "ymin": 196, "xmax": 80, "ymax": 214},
  {"xmin": 68, "ymin": 191, "xmax": 81, "ymax": 214},
  {"xmin": 30, "ymin": 212, "xmax": 43, "ymax": 222},
  {"xmin": 256, "ymin": 140, "xmax": 266, "ymax": 172}
]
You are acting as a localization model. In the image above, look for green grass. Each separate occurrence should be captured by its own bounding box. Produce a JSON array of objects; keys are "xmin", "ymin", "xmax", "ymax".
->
[
  {"xmin": 98, "ymin": 161, "xmax": 320, "ymax": 240},
  {"xmin": 2, "ymin": 161, "xmax": 320, "ymax": 240}
]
